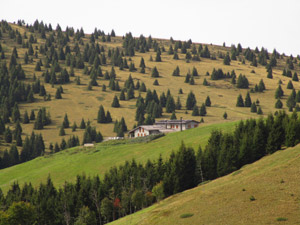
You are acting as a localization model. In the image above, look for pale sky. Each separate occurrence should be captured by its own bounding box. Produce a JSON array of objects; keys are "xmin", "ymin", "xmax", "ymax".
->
[{"xmin": 1, "ymin": 0, "xmax": 299, "ymax": 56}]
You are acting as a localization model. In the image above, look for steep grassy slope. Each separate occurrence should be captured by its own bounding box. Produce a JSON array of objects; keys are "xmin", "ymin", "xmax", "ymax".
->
[
  {"xmin": 1, "ymin": 22, "xmax": 300, "ymax": 153},
  {"xmin": 0, "ymin": 120, "xmax": 237, "ymax": 193},
  {"xmin": 110, "ymin": 144, "xmax": 300, "ymax": 225}
]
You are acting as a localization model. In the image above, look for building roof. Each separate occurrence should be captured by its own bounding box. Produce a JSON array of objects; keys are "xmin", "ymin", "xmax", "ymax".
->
[
  {"xmin": 155, "ymin": 119, "xmax": 200, "ymax": 124},
  {"xmin": 128, "ymin": 125, "xmax": 165, "ymax": 134}
]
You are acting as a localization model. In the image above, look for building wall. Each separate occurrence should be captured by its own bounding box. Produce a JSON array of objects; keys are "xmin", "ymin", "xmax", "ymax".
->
[
  {"xmin": 165, "ymin": 122, "xmax": 199, "ymax": 131},
  {"xmin": 134, "ymin": 127, "xmax": 150, "ymax": 137}
]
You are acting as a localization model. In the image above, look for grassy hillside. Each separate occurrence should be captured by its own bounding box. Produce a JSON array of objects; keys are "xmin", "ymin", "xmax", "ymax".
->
[
  {"xmin": 110, "ymin": 144, "xmax": 300, "ymax": 225},
  {"xmin": 0, "ymin": 21, "xmax": 300, "ymax": 154},
  {"xmin": 0, "ymin": 120, "xmax": 237, "ymax": 193}
]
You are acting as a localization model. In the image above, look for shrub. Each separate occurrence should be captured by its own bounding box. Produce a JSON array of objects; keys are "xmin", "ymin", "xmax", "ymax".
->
[
  {"xmin": 180, "ymin": 213, "xmax": 194, "ymax": 218},
  {"xmin": 249, "ymin": 195, "xmax": 256, "ymax": 201}
]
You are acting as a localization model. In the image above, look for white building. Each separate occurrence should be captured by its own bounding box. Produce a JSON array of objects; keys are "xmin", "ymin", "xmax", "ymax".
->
[{"xmin": 128, "ymin": 119, "xmax": 199, "ymax": 138}]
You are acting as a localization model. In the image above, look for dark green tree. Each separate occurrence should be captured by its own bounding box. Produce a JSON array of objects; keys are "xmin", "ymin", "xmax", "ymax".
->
[
  {"xmin": 111, "ymin": 95, "xmax": 120, "ymax": 108},
  {"xmin": 236, "ymin": 94, "xmax": 244, "ymax": 107},
  {"xmin": 205, "ymin": 96, "xmax": 211, "ymax": 107}
]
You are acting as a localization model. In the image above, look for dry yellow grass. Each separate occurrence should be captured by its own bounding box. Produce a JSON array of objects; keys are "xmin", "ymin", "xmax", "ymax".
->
[{"xmin": 1, "ymin": 23, "xmax": 299, "ymax": 152}]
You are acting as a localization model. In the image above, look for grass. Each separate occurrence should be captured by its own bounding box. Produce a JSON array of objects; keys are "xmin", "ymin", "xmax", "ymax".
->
[
  {"xmin": 109, "ymin": 144, "xmax": 300, "ymax": 225},
  {"xmin": 1, "ymin": 23, "xmax": 300, "ymax": 154},
  {"xmin": 0, "ymin": 120, "xmax": 237, "ymax": 193}
]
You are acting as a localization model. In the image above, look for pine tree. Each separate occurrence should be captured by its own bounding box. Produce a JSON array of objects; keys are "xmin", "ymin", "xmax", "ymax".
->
[
  {"xmin": 80, "ymin": 118, "xmax": 86, "ymax": 129},
  {"xmin": 223, "ymin": 52, "xmax": 231, "ymax": 65},
  {"xmin": 155, "ymin": 51, "xmax": 162, "ymax": 62},
  {"xmin": 186, "ymin": 91, "xmax": 197, "ymax": 110},
  {"xmin": 151, "ymin": 66, "xmax": 159, "ymax": 77},
  {"xmin": 292, "ymin": 72, "xmax": 299, "ymax": 82},
  {"xmin": 250, "ymin": 102, "xmax": 257, "ymax": 112},
  {"xmin": 205, "ymin": 96, "xmax": 211, "ymax": 107},
  {"xmin": 34, "ymin": 110, "xmax": 43, "ymax": 130},
  {"xmin": 203, "ymin": 78, "xmax": 209, "ymax": 86},
  {"xmin": 199, "ymin": 104, "xmax": 207, "ymax": 116},
  {"xmin": 62, "ymin": 113, "xmax": 70, "ymax": 128},
  {"xmin": 23, "ymin": 110, "xmax": 29, "ymax": 124},
  {"xmin": 275, "ymin": 99, "xmax": 283, "ymax": 108},
  {"xmin": 192, "ymin": 67, "xmax": 198, "ymax": 76},
  {"xmin": 59, "ymin": 126, "xmax": 65, "ymax": 136},
  {"xmin": 275, "ymin": 85, "xmax": 284, "ymax": 99},
  {"xmin": 223, "ymin": 112, "xmax": 228, "ymax": 119},
  {"xmin": 111, "ymin": 95, "xmax": 120, "ymax": 108},
  {"xmin": 257, "ymin": 106, "xmax": 263, "ymax": 115},
  {"xmin": 170, "ymin": 111, "xmax": 177, "ymax": 120},
  {"xmin": 55, "ymin": 88, "xmax": 62, "ymax": 99},
  {"xmin": 4, "ymin": 127, "xmax": 12, "ymax": 143},
  {"xmin": 153, "ymin": 79, "xmax": 159, "ymax": 86},
  {"xmin": 192, "ymin": 105, "xmax": 199, "ymax": 116},
  {"xmin": 30, "ymin": 110, "xmax": 35, "ymax": 120},
  {"xmin": 244, "ymin": 92, "xmax": 252, "ymax": 107},
  {"xmin": 97, "ymin": 105, "xmax": 106, "ymax": 123},
  {"xmin": 176, "ymin": 96, "xmax": 182, "ymax": 110},
  {"xmin": 72, "ymin": 122, "xmax": 77, "ymax": 132},
  {"xmin": 12, "ymin": 103, "xmax": 20, "ymax": 123},
  {"xmin": 120, "ymin": 89, "xmax": 126, "ymax": 100},
  {"xmin": 287, "ymin": 80, "xmax": 294, "ymax": 89},
  {"xmin": 189, "ymin": 76, "xmax": 195, "ymax": 85},
  {"xmin": 258, "ymin": 79, "xmax": 266, "ymax": 92},
  {"xmin": 267, "ymin": 68, "xmax": 273, "ymax": 79},
  {"xmin": 172, "ymin": 66, "xmax": 180, "ymax": 76},
  {"xmin": 166, "ymin": 95, "xmax": 176, "ymax": 113},
  {"xmin": 236, "ymin": 94, "xmax": 244, "ymax": 107}
]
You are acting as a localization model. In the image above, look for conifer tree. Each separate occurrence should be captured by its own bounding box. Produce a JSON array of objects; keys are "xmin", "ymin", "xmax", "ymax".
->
[
  {"xmin": 236, "ymin": 94, "xmax": 244, "ymax": 107},
  {"xmin": 223, "ymin": 112, "xmax": 228, "ymax": 119},
  {"xmin": 223, "ymin": 52, "xmax": 231, "ymax": 65},
  {"xmin": 203, "ymin": 78, "xmax": 209, "ymax": 86},
  {"xmin": 106, "ymin": 111, "xmax": 112, "ymax": 123},
  {"xmin": 172, "ymin": 66, "xmax": 180, "ymax": 76},
  {"xmin": 192, "ymin": 105, "xmax": 199, "ymax": 116},
  {"xmin": 34, "ymin": 110, "xmax": 43, "ymax": 130},
  {"xmin": 55, "ymin": 88, "xmax": 62, "ymax": 99},
  {"xmin": 4, "ymin": 127, "xmax": 12, "ymax": 143},
  {"xmin": 205, "ymin": 96, "xmax": 211, "ymax": 107},
  {"xmin": 275, "ymin": 99, "xmax": 283, "ymax": 109},
  {"xmin": 120, "ymin": 89, "xmax": 126, "ymax": 100},
  {"xmin": 287, "ymin": 80, "xmax": 293, "ymax": 89},
  {"xmin": 250, "ymin": 102, "xmax": 257, "ymax": 112},
  {"xmin": 80, "ymin": 118, "xmax": 86, "ymax": 129},
  {"xmin": 170, "ymin": 111, "xmax": 177, "ymax": 120},
  {"xmin": 97, "ymin": 105, "xmax": 106, "ymax": 123},
  {"xmin": 192, "ymin": 67, "xmax": 198, "ymax": 76},
  {"xmin": 111, "ymin": 95, "xmax": 120, "ymax": 108},
  {"xmin": 189, "ymin": 76, "xmax": 195, "ymax": 85},
  {"xmin": 257, "ymin": 106, "xmax": 263, "ymax": 115},
  {"xmin": 155, "ymin": 51, "xmax": 162, "ymax": 62},
  {"xmin": 267, "ymin": 68, "xmax": 273, "ymax": 79},
  {"xmin": 72, "ymin": 122, "xmax": 77, "ymax": 132},
  {"xmin": 59, "ymin": 126, "xmax": 65, "ymax": 136},
  {"xmin": 292, "ymin": 72, "xmax": 299, "ymax": 82},
  {"xmin": 176, "ymin": 96, "xmax": 182, "ymax": 110},
  {"xmin": 30, "ymin": 110, "xmax": 35, "ymax": 120},
  {"xmin": 23, "ymin": 110, "xmax": 29, "ymax": 124},
  {"xmin": 275, "ymin": 85, "xmax": 284, "ymax": 99},
  {"xmin": 166, "ymin": 95, "xmax": 176, "ymax": 113},
  {"xmin": 12, "ymin": 103, "xmax": 20, "ymax": 123},
  {"xmin": 151, "ymin": 66, "xmax": 159, "ymax": 77},
  {"xmin": 186, "ymin": 91, "xmax": 197, "ymax": 110},
  {"xmin": 63, "ymin": 113, "xmax": 70, "ymax": 128},
  {"xmin": 244, "ymin": 92, "xmax": 252, "ymax": 107},
  {"xmin": 199, "ymin": 103, "xmax": 207, "ymax": 116},
  {"xmin": 153, "ymin": 79, "xmax": 159, "ymax": 86}
]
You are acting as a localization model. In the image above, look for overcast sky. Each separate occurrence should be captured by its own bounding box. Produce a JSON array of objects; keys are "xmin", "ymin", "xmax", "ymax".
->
[{"xmin": 1, "ymin": 0, "xmax": 299, "ymax": 56}]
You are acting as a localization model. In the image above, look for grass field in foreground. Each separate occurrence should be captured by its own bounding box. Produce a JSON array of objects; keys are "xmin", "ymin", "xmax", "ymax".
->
[
  {"xmin": 110, "ymin": 144, "xmax": 300, "ymax": 225},
  {"xmin": 0, "ymin": 120, "xmax": 238, "ymax": 193}
]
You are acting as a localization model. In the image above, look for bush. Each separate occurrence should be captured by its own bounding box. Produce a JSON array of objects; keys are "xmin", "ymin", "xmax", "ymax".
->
[
  {"xmin": 276, "ymin": 217, "xmax": 288, "ymax": 221},
  {"xmin": 249, "ymin": 195, "xmax": 256, "ymax": 201},
  {"xmin": 180, "ymin": 213, "xmax": 194, "ymax": 218}
]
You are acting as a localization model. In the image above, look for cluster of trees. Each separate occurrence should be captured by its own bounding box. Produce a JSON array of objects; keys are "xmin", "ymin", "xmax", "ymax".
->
[
  {"xmin": 113, "ymin": 117, "xmax": 127, "ymax": 137},
  {"xmin": 0, "ymin": 111, "xmax": 296, "ymax": 224},
  {"xmin": 97, "ymin": 105, "xmax": 112, "ymax": 124},
  {"xmin": 0, "ymin": 131, "xmax": 45, "ymax": 169}
]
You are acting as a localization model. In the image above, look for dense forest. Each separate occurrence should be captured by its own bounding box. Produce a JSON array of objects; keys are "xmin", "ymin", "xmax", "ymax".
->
[{"xmin": 0, "ymin": 110, "xmax": 298, "ymax": 224}]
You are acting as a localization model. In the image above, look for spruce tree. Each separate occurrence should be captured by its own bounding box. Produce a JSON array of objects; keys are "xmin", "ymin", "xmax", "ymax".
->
[
  {"xmin": 106, "ymin": 111, "xmax": 112, "ymax": 123},
  {"xmin": 72, "ymin": 122, "xmax": 77, "ymax": 132},
  {"xmin": 170, "ymin": 111, "xmax": 177, "ymax": 120},
  {"xmin": 189, "ymin": 76, "xmax": 195, "ymax": 85},
  {"xmin": 30, "ymin": 110, "xmax": 35, "ymax": 120},
  {"xmin": 199, "ymin": 103, "xmax": 207, "ymax": 116},
  {"xmin": 203, "ymin": 78, "xmax": 209, "ymax": 86},
  {"xmin": 223, "ymin": 52, "xmax": 231, "ymax": 65},
  {"xmin": 287, "ymin": 80, "xmax": 293, "ymax": 89},
  {"xmin": 153, "ymin": 79, "xmax": 159, "ymax": 86},
  {"xmin": 192, "ymin": 105, "xmax": 199, "ymax": 116},
  {"xmin": 223, "ymin": 112, "xmax": 228, "ymax": 119},
  {"xmin": 80, "ymin": 118, "xmax": 86, "ymax": 129},
  {"xmin": 120, "ymin": 89, "xmax": 126, "ymax": 100},
  {"xmin": 34, "ymin": 110, "xmax": 43, "ymax": 130},
  {"xmin": 275, "ymin": 85, "xmax": 284, "ymax": 99},
  {"xmin": 166, "ymin": 95, "xmax": 176, "ymax": 113},
  {"xmin": 4, "ymin": 127, "xmax": 12, "ymax": 143},
  {"xmin": 192, "ymin": 67, "xmax": 198, "ymax": 76},
  {"xmin": 111, "ymin": 95, "xmax": 120, "ymax": 108},
  {"xmin": 267, "ymin": 68, "xmax": 273, "ymax": 79},
  {"xmin": 275, "ymin": 99, "xmax": 283, "ymax": 109},
  {"xmin": 97, "ymin": 105, "xmax": 106, "ymax": 123},
  {"xmin": 236, "ymin": 94, "xmax": 244, "ymax": 107},
  {"xmin": 59, "ymin": 126, "xmax": 65, "ymax": 136},
  {"xmin": 62, "ymin": 113, "xmax": 70, "ymax": 128},
  {"xmin": 257, "ymin": 106, "xmax": 263, "ymax": 115},
  {"xmin": 175, "ymin": 96, "xmax": 182, "ymax": 110},
  {"xmin": 292, "ymin": 72, "xmax": 299, "ymax": 82},
  {"xmin": 244, "ymin": 92, "xmax": 252, "ymax": 107},
  {"xmin": 205, "ymin": 96, "xmax": 211, "ymax": 107},
  {"xmin": 55, "ymin": 88, "xmax": 62, "ymax": 99},
  {"xmin": 151, "ymin": 66, "xmax": 159, "ymax": 77},
  {"xmin": 23, "ymin": 110, "xmax": 29, "ymax": 124},
  {"xmin": 250, "ymin": 102, "xmax": 257, "ymax": 112},
  {"xmin": 186, "ymin": 91, "xmax": 197, "ymax": 110}
]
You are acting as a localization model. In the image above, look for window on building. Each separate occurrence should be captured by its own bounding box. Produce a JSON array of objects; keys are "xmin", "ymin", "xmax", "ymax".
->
[
  {"xmin": 194, "ymin": 124, "xmax": 198, "ymax": 128},
  {"xmin": 139, "ymin": 127, "xmax": 141, "ymax": 132},
  {"xmin": 188, "ymin": 124, "xmax": 191, "ymax": 128},
  {"xmin": 176, "ymin": 125, "xmax": 178, "ymax": 129},
  {"xmin": 138, "ymin": 133, "xmax": 140, "ymax": 137}
]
